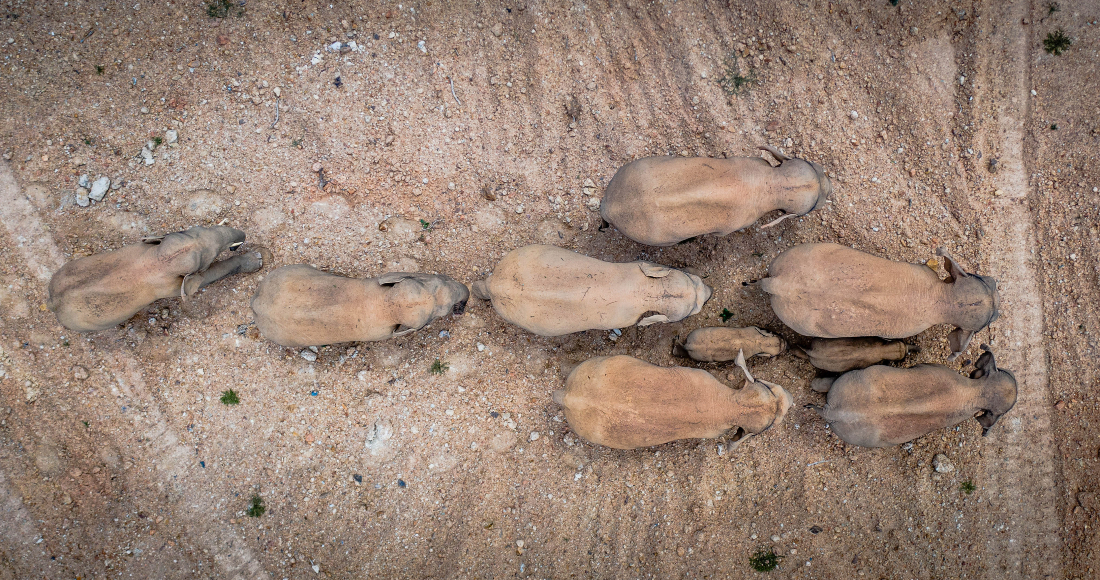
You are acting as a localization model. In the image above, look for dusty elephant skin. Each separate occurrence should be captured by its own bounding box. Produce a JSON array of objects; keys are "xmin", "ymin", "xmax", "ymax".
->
[
  {"xmin": 792, "ymin": 337, "xmax": 917, "ymax": 373},
  {"xmin": 599, "ymin": 146, "xmax": 832, "ymax": 247},
  {"xmin": 470, "ymin": 244, "xmax": 711, "ymax": 336},
  {"xmin": 251, "ymin": 265, "xmax": 470, "ymax": 347},
  {"xmin": 553, "ymin": 353, "xmax": 793, "ymax": 450},
  {"xmin": 47, "ymin": 226, "xmax": 262, "ymax": 332},
  {"xmin": 758, "ymin": 243, "xmax": 999, "ymax": 360},
  {"xmin": 809, "ymin": 346, "xmax": 1017, "ymax": 448},
  {"xmin": 673, "ymin": 326, "xmax": 787, "ymax": 362}
]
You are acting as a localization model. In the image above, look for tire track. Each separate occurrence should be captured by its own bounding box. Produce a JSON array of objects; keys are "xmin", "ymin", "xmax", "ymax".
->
[
  {"xmin": 969, "ymin": 2, "xmax": 1062, "ymax": 578},
  {"xmin": 0, "ymin": 160, "xmax": 270, "ymax": 580}
]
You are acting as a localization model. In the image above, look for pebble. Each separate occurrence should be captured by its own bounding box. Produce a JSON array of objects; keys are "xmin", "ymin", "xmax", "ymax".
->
[
  {"xmin": 491, "ymin": 22, "xmax": 503, "ymax": 37},
  {"xmin": 312, "ymin": 162, "xmax": 323, "ymax": 172},
  {"xmin": 78, "ymin": 174, "xmax": 91, "ymax": 189},
  {"xmin": 76, "ymin": 189, "xmax": 91, "ymax": 207},
  {"xmin": 586, "ymin": 81, "xmax": 597, "ymax": 91},
  {"xmin": 477, "ymin": 343, "xmax": 486, "ymax": 352},
  {"xmin": 933, "ymin": 453, "xmax": 955, "ymax": 473},
  {"xmin": 89, "ymin": 176, "xmax": 110, "ymax": 202},
  {"xmin": 140, "ymin": 145, "xmax": 155, "ymax": 166},
  {"xmin": 529, "ymin": 431, "xmax": 540, "ymax": 441},
  {"xmin": 849, "ymin": 110, "xmax": 859, "ymax": 120},
  {"xmin": 140, "ymin": 106, "xmax": 150, "ymax": 115},
  {"xmin": 165, "ymin": 130, "xmax": 178, "ymax": 146},
  {"xmin": 73, "ymin": 366, "xmax": 89, "ymax": 380},
  {"xmin": 771, "ymin": 535, "xmax": 780, "ymax": 542},
  {"xmin": 586, "ymin": 197, "xmax": 600, "ymax": 211},
  {"xmin": 273, "ymin": 87, "xmax": 282, "ymax": 97},
  {"xmin": 582, "ymin": 178, "xmax": 597, "ymax": 195},
  {"xmin": 300, "ymin": 349, "xmax": 318, "ymax": 362}
]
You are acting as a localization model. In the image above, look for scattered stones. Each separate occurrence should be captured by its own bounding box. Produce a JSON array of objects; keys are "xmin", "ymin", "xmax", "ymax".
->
[
  {"xmin": 73, "ymin": 366, "xmax": 89, "ymax": 380},
  {"xmin": 89, "ymin": 176, "xmax": 110, "ymax": 202},
  {"xmin": 582, "ymin": 178, "xmax": 597, "ymax": 196},
  {"xmin": 932, "ymin": 453, "xmax": 955, "ymax": 474},
  {"xmin": 300, "ymin": 349, "xmax": 318, "ymax": 362}
]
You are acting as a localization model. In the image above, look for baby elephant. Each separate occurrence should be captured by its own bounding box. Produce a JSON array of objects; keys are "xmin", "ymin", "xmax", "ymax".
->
[
  {"xmin": 251, "ymin": 265, "xmax": 469, "ymax": 347},
  {"xmin": 48, "ymin": 226, "xmax": 262, "ymax": 332},
  {"xmin": 554, "ymin": 352, "xmax": 793, "ymax": 450},
  {"xmin": 471, "ymin": 244, "xmax": 711, "ymax": 336},
  {"xmin": 599, "ymin": 146, "xmax": 832, "ymax": 246},
  {"xmin": 809, "ymin": 346, "xmax": 1017, "ymax": 447},
  {"xmin": 792, "ymin": 337, "xmax": 918, "ymax": 373},
  {"xmin": 759, "ymin": 243, "xmax": 998, "ymax": 360},
  {"xmin": 673, "ymin": 326, "xmax": 787, "ymax": 362}
]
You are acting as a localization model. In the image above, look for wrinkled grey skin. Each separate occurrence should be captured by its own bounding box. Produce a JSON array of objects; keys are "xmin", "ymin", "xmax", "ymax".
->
[
  {"xmin": 809, "ymin": 346, "xmax": 1017, "ymax": 447},
  {"xmin": 48, "ymin": 226, "xmax": 262, "ymax": 332},
  {"xmin": 758, "ymin": 243, "xmax": 999, "ymax": 360},
  {"xmin": 792, "ymin": 337, "xmax": 918, "ymax": 373},
  {"xmin": 673, "ymin": 326, "xmax": 787, "ymax": 362},
  {"xmin": 251, "ymin": 265, "xmax": 470, "ymax": 347},
  {"xmin": 600, "ymin": 146, "xmax": 832, "ymax": 246},
  {"xmin": 471, "ymin": 244, "xmax": 711, "ymax": 337}
]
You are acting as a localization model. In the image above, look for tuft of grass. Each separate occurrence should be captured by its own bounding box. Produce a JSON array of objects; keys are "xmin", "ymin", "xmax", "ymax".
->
[
  {"xmin": 246, "ymin": 494, "xmax": 265, "ymax": 517},
  {"xmin": 291, "ymin": 137, "xmax": 302, "ymax": 148},
  {"xmin": 1047, "ymin": 2, "xmax": 1060, "ymax": 16},
  {"xmin": 429, "ymin": 359, "xmax": 449, "ymax": 375},
  {"xmin": 748, "ymin": 548, "xmax": 783, "ymax": 572},
  {"xmin": 718, "ymin": 53, "xmax": 757, "ymax": 97},
  {"xmin": 1050, "ymin": 124, "xmax": 1059, "ymax": 131},
  {"xmin": 220, "ymin": 389, "xmax": 240, "ymax": 405},
  {"xmin": 1043, "ymin": 29, "xmax": 1072, "ymax": 55},
  {"xmin": 152, "ymin": 135, "xmax": 163, "ymax": 147},
  {"xmin": 95, "ymin": 65, "xmax": 105, "ymax": 75},
  {"xmin": 419, "ymin": 219, "xmax": 433, "ymax": 231},
  {"xmin": 82, "ymin": 420, "xmax": 89, "ymax": 428},
  {"xmin": 83, "ymin": 137, "xmax": 93, "ymax": 146},
  {"xmin": 719, "ymin": 308, "xmax": 734, "ymax": 323},
  {"xmin": 961, "ymin": 480, "xmax": 976, "ymax": 494},
  {"xmin": 206, "ymin": 0, "xmax": 243, "ymax": 18}
]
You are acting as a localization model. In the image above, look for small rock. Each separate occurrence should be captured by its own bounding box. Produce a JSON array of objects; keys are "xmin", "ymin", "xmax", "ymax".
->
[
  {"xmin": 529, "ymin": 431, "xmax": 540, "ymax": 441},
  {"xmin": 586, "ymin": 81, "xmax": 597, "ymax": 91},
  {"xmin": 61, "ymin": 493, "xmax": 72, "ymax": 505},
  {"xmin": 477, "ymin": 343, "xmax": 486, "ymax": 352},
  {"xmin": 78, "ymin": 174, "xmax": 91, "ymax": 189},
  {"xmin": 586, "ymin": 197, "xmax": 600, "ymax": 211},
  {"xmin": 849, "ymin": 110, "xmax": 859, "ymax": 120},
  {"xmin": 273, "ymin": 87, "xmax": 281, "ymax": 97},
  {"xmin": 140, "ymin": 146, "xmax": 155, "ymax": 166},
  {"xmin": 582, "ymin": 178, "xmax": 597, "ymax": 195},
  {"xmin": 1055, "ymin": 400, "xmax": 1066, "ymax": 410},
  {"xmin": 491, "ymin": 22, "xmax": 503, "ymax": 37},
  {"xmin": 312, "ymin": 162, "xmax": 323, "ymax": 172},
  {"xmin": 1077, "ymin": 491, "xmax": 1097, "ymax": 512},
  {"xmin": 73, "ymin": 366, "xmax": 89, "ymax": 380},
  {"xmin": 304, "ymin": 432, "xmax": 315, "ymax": 443},
  {"xmin": 932, "ymin": 453, "xmax": 955, "ymax": 473},
  {"xmin": 89, "ymin": 176, "xmax": 110, "ymax": 202},
  {"xmin": 140, "ymin": 106, "xmax": 150, "ymax": 115},
  {"xmin": 165, "ymin": 130, "xmax": 178, "ymax": 146},
  {"xmin": 70, "ymin": 156, "xmax": 85, "ymax": 166},
  {"xmin": 771, "ymin": 535, "xmax": 781, "ymax": 542},
  {"xmin": 70, "ymin": 468, "xmax": 82, "ymax": 477},
  {"xmin": 76, "ymin": 189, "xmax": 90, "ymax": 207},
  {"xmin": 24, "ymin": 383, "xmax": 39, "ymax": 403},
  {"xmin": 300, "ymin": 349, "xmax": 318, "ymax": 362},
  {"xmin": 216, "ymin": 33, "xmax": 230, "ymax": 46}
]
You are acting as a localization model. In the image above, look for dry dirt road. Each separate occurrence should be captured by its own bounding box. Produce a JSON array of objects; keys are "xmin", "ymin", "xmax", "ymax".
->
[{"xmin": 0, "ymin": 0, "xmax": 1096, "ymax": 578}]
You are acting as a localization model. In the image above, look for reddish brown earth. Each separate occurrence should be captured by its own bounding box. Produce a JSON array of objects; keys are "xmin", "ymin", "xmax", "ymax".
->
[{"xmin": 0, "ymin": 1, "xmax": 1095, "ymax": 578}]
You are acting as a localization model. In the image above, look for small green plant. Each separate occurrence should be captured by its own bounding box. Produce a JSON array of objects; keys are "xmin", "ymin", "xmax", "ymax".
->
[
  {"xmin": 1046, "ymin": 2, "xmax": 1060, "ymax": 16},
  {"xmin": 246, "ymin": 494, "xmax": 265, "ymax": 517},
  {"xmin": 82, "ymin": 137, "xmax": 93, "ymax": 146},
  {"xmin": 220, "ymin": 389, "xmax": 240, "ymax": 405},
  {"xmin": 206, "ymin": 0, "xmax": 243, "ymax": 18},
  {"xmin": 1050, "ymin": 124, "xmax": 1059, "ymax": 130},
  {"xmin": 419, "ymin": 219, "xmax": 433, "ymax": 231},
  {"xmin": 718, "ymin": 53, "xmax": 758, "ymax": 97},
  {"xmin": 291, "ymin": 137, "xmax": 302, "ymax": 148},
  {"xmin": 748, "ymin": 548, "xmax": 783, "ymax": 572},
  {"xmin": 961, "ymin": 480, "xmax": 976, "ymax": 494},
  {"xmin": 1043, "ymin": 29, "xmax": 1072, "ymax": 55},
  {"xmin": 82, "ymin": 420, "xmax": 89, "ymax": 428},
  {"xmin": 429, "ymin": 359, "xmax": 449, "ymax": 375},
  {"xmin": 95, "ymin": 65, "xmax": 104, "ymax": 75},
  {"xmin": 719, "ymin": 308, "xmax": 734, "ymax": 322},
  {"xmin": 152, "ymin": 136, "xmax": 163, "ymax": 147}
]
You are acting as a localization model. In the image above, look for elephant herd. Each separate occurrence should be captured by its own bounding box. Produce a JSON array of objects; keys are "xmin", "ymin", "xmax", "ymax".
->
[{"xmin": 46, "ymin": 146, "xmax": 1016, "ymax": 453}]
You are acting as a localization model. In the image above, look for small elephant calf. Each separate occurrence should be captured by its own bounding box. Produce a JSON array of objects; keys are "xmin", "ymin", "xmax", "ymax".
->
[
  {"xmin": 792, "ymin": 337, "xmax": 917, "ymax": 372},
  {"xmin": 809, "ymin": 346, "xmax": 1017, "ymax": 447},
  {"xmin": 759, "ymin": 243, "xmax": 999, "ymax": 360},
  {"xmin": 553, "ymin": 352, "xmax": 792, "ymax": 450},
  {"xmin": 599, "ymin": 146, "xmax": 832, "ymax": 246},
  {"xmin": 471, "ymin": 244, "xmax": 711, "ymax": 336},
  {"xmin": 48, "ymin": 226, "xmax": 262, "ymax": 332},
  {"xmin": 250, "ymin": 265, "xmax": 469, "ymax": 347},
  {"xmin": 673, "ymin": 326, "xmax": 787, "ymax": 362}
]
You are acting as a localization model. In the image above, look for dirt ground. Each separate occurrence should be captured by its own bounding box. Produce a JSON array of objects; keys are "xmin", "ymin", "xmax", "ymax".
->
[{"xmin": 0, "ymin": 0, "xmax": 1096, "ymax": 578}]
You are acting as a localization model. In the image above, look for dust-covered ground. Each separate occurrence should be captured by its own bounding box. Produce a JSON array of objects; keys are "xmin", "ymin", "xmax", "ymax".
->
[{"xmin": 0, "ymin": 0, "xmax": 1096, "ymax": 578}]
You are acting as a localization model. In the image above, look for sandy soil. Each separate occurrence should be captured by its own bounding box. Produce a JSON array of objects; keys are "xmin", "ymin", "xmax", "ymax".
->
[{"xmin": 0, "ymin": 0, "xmax": 1096, "ymax": 578}]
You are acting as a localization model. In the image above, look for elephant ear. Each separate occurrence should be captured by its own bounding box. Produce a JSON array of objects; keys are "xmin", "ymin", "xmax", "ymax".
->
[
  {"xmin": 377, "ymin": 273, "xmax": 416, "ymax": 286},
  {"xmin": 975, "ymin": 409, "xmax": 1005, "ymax": 436},
  {"xmin": 936, "ymin": 247, "xmax": 970, "ymax": 283},
  {"xmin": 638, "ymin": 262, "xmax": 672, "ymax": 278},
  {"xmin": 947, "ymin": 327, "xmax": 975, "ymax": 361}
]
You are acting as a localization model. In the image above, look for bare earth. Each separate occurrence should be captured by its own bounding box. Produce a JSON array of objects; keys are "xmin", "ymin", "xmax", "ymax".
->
[{"xmin": 0, "ymin": 0, "xmax": 1096, "ymax": 578}]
